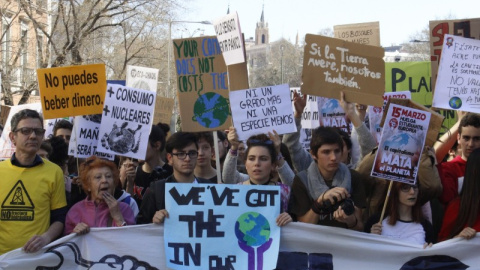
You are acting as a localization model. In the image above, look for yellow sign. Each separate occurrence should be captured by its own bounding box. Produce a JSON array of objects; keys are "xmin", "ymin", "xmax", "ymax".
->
[{"xmin": 37, "ymin": 64, "xmax": 107, "ymax": 119}]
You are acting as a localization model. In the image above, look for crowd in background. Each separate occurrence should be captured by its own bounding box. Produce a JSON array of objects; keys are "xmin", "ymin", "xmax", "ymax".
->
[{"xmin": 1, "ymin": 93, "xmax": 480, "ymax": 255}]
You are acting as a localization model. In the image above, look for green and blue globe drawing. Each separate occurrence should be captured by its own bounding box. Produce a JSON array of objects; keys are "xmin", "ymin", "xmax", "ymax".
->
[
  {"xmin": 193, "ymin": 92, "xmax": 230, "ymax": 128},
  {"xmin": 235, "ymin": 212, "xmax": 271, "ymax": 247},
  {"xmin": 449, "ymin": 97, "xmax": 462, "ymax": 109}
]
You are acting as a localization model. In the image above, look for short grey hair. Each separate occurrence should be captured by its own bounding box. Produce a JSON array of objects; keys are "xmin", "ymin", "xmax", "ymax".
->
[{"xmin": 10, "ymin": 109, "xmax": 43, "ymax": 131}]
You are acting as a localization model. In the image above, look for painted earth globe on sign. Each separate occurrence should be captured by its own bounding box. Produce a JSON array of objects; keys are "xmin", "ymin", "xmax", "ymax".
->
[
  {"xmin": 193, "ymin": 92, "xmax": 230, "ymax": 128},
  {"xmin": 384, "ymin": 133, "xmax": 421, "ymax": 154},
  {"xmin": 235, "ymin": 212, "xmax": 270, "ymax": 247},
  {"xmin": 449, "ymin": 97, "xmax": 462, "ymax": 109}
]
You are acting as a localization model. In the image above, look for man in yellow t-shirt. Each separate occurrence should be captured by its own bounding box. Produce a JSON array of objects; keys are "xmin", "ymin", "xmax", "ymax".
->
[{"xmin": 0, "ymin": 109, "xmax": 67, "ymax": 255}]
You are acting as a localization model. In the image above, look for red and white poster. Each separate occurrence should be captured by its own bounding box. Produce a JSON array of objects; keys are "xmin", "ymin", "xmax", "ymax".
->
[{"xmin": 371, "ymin": 104, "xmax": 430, "ymax": 184}]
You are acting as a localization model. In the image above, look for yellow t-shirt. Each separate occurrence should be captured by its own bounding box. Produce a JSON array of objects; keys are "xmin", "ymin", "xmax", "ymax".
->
[{"xmin": 0, "ymin": 158, "xmax": 67, "ymax": 254}]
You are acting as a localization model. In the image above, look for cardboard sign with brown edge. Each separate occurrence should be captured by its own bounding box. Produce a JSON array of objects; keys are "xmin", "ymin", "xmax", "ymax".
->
[
  {"xmin": 153, "ymin": 97, "xmax": 174, "ymax": 126},
  {"xmin": 380, "ymin": 98, "xmax": 444, "ymax": 148},
  {"xmin": 37, "ymin": 64, "xmax": 107, "ymax": 119},
  {"xmin": 301, "ymin": 34, "xmax": 384, "ymax": 107},
  {"xmin": 429, "ymin": 17, "xmax": 480, "ymax": 93},
  {"xmin": 173, "ymin": 36, "xmax": 230, "ymax": 132},
  {"xmin": 334, "ymin": 21, "xmax": 381, "ymax": 46}
]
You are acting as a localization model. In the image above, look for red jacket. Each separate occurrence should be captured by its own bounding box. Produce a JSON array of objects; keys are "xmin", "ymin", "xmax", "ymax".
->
[
  {"xmin": 438, "ymin": 198, "xmax": 480, "ymax": 241},
  {"xmin": 438, "ymin": 156, "xmax": 466, "ymax": 205}
]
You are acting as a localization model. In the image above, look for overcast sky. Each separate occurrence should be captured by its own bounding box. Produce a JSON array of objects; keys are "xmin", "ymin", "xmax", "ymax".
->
[{"xmin": 176, "ymin": 0, "xmax": 478, "ymax": 46}]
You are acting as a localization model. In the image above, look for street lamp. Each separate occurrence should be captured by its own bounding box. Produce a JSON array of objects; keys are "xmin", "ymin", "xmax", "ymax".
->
[{"xmin": 167, "ymin": 20, "xmax": 211, "ymax": 99}]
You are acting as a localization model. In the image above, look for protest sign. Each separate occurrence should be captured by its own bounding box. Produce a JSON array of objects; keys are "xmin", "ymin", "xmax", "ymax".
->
[
  {"xmin": 153, "ymin": 96, "xmax": 174, "ymax": 125},
  {"xmin": 44, "ymin": 117, "xmax": 73, "ymax": 139},
  {"xmin": 384, "ymin": 61, "xmax": 457, "ymax": 134},
  {"xmin": 96, "ymin": 84, "xmax": 155, "ymax": 160},
  {"xmin": 301, "ymin": 95, "xmax": 320, "ymax": 129},
  {"xmin": 2, "ymin": 223, "xmax": 480, "ymax": 269},
  {"xmin": 372, "ymin": 104, "xmax": 430, "ymax": 184},
  {"xmin": 173, "ymin": 36, "xmax": 231, "ymax": 132},
  {"xmin": 36, "ymin": 64, "xmax": 107, "ymax": 119},
  {"xmin": 126, "ymin": 65, "xmax": 159, "ymax": 92},
  {"xmin": 382, "ymin": 98, "xmax": 444, "ymax": 148},
  {"xmin": 301, "ymin": 34, "xmax": 384, "ymax": 107},
  {"xmin": 213, "ymin": 11, "xmax": 245, "ymax": 66},
  {"xmin": 432, "ymin": 34, "xmax": 480, "ymax": 113},
  {"xmin": 318, "ymin": 97, "xmax": 351, "ymax": 134},
  {"xmin": 369, "ymin": 91, "xmax": 411, "ymax": 143},
  {"xmin": 0, "ymin": 103, "xmax": 42, "ymax": 160},
  {"xmin": 165, "ymin": 183, "xmax": 280, "ymax": 270},
  {"xmin": 430, "ymin": 17, "xmax": 480, "ymax": 92},
  {"xmin": 334, "ymin": 21, "xmax": 381, "ymax": 46},
  {"xmin": 230, "ymin": 84, "xmax": 296, "ymax": 140},
  {"xmin": 68, "ymin": 115, "xmax": 114, "ymax": 160}
]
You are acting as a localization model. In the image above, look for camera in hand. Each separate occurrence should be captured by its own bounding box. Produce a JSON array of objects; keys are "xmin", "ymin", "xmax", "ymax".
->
[{"xmin": 322, "ymin": 196, "xmax": 355, "ymax": 216}]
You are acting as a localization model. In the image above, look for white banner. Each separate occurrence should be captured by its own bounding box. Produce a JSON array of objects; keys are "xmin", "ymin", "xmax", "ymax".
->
[{"xmin": 1, "ymin": 223, "xmax": 479, "ymax": 269}]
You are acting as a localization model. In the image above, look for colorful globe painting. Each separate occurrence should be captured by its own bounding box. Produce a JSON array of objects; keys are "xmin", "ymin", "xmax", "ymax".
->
[
  {"xmin": 235, "ymin": 212, "xmax": 270, "ymax": 247},
  {"xmin": 449, "ymin": 97, "xmax": 462, "ymax": 109},
  {"xmin": 193, "ymin": 92, "xmax": 230, "ymax": 128}
]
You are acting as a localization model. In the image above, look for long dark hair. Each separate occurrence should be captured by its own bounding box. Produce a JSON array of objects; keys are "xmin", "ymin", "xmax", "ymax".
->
[
  {"xmin": 450, "ymin": 148, "xmax": 480, "ymax": 238},
  {"xmin": 384, "ymin": 181, "xmax": 423, "ymax": 226}
]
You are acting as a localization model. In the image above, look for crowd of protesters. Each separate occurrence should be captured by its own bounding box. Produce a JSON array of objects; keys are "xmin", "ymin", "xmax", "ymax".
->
[{"xmin": 1, "ymin": 95, "xmax": 479, "ymax": 255}]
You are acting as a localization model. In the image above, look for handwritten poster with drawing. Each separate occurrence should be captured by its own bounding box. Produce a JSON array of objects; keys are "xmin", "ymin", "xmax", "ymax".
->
[
  {"xmin": 174, "ymin": 36, "xmax": 230, "ymax": 132},
  {"xmin": 230, "ymin": 84, "xmax": 296, "ymax": 140},
  {"xmin": 68, "ymin": 115, "xmax": 114, "ymax": 160},
  {"xmin": 371, "ymin": 104, "xmax": 430, "ymax": 184},
  {"xmin": 317, "ymin": 97, "xmax": 351, "ymax": 134},
  {"xmin": 164, "ymin": 183, "xmax": 280, "ymax": 270},
  {"xmin": 96, "ymin": 84, "xmax": 155, "ymax": 160},
  {"xmin": 213, "ymin": 11, "xmax": 245, "ymax": 65},
  {"xmin": 36, "ymin": 64, "xmax": 107, "ymax": 119},
  {"xmin": 126, "ymin": 65, "xmax": 159, "ymax": 92},
  {"xmin": 432, "ymin": 34, "xmax": 480, "ymax": 113},
  {"xmin": 0, "ymin": 103, "xmax": 42, "ymax": 160},
  {"xmin": 369, "ymin": 91, "xmax": 411, "ymax": 144},
  {"xmin": 301, "ymin": 34, "xmax": 384, "ymax": 107},
  {"xmin": 429, "ymin": 18, "xmax": 480, "ymax": 92}
]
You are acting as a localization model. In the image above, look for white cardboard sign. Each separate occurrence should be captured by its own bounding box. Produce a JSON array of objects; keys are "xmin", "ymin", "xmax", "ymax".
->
[{"xmin": 230, "ymin": 84, "xmax": 296, "ymax": 140}]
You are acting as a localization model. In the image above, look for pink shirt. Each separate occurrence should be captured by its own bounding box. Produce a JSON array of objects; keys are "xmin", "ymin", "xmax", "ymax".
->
[{"xmin": 64, "ymin": 198, "xmax": 135, "ymax": 235}]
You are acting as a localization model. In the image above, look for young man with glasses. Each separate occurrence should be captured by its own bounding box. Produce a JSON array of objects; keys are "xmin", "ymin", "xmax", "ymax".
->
[
  {"xmin": 0, "ymin": 109, "xmax": 67, "ymax": 254},
  {"xmin": 137, "ymin": 132, "xmax": 210, "ymax": 224}
]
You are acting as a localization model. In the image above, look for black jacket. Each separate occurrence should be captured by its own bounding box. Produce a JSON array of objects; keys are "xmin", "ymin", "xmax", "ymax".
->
[{"xmin": 136, "ymin": 175, "xmax": 211, "ymax": 224}]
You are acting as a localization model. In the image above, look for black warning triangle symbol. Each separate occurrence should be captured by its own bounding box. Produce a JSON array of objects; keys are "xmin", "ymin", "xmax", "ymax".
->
[{"xmin": 2, "ymin": 180, "xmax": 35, "ymax": 209}]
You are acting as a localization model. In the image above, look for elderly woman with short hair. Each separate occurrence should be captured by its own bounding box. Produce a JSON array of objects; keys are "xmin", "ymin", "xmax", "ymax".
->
[{"xmin": 64, "ymin": 156, "xmax": 135, "ymax": 235}]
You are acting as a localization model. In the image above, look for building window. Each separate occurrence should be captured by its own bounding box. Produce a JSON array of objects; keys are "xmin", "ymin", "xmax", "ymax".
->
[{"xmin": 262, "ymin": 34, "xmax": 265, "ymax": 44}]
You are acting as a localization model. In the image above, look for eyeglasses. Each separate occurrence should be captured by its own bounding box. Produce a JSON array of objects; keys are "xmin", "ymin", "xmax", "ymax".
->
[
  {"xmin": 171, "ymin": 151, "xmax": 198, "ymax": 160},
  {"xmin": 400, "ymin": 184, "xmax": 419, "ymax": 192},
  {"xmin": 14, "ymin": 127, "xmax": 46, "ymax": 136}
]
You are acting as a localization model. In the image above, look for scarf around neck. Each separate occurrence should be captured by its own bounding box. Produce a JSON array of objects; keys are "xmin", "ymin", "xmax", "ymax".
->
[{"xmin": 306, "ymin": 161, "xmax": 351, "ymax": 200}]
